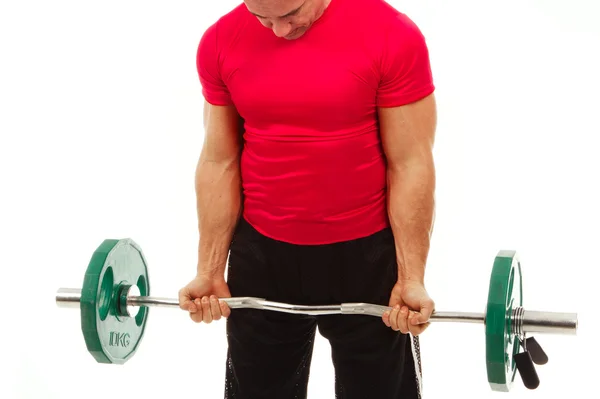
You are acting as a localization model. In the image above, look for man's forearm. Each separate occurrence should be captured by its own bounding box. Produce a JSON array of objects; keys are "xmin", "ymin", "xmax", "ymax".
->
[
  {"xmin": 387, "ymin": 161, "xmax": 436, "ymax": 284},
  {"xmin": 195, "ymin": 158, "xmax": 242, "ymax": 278}
]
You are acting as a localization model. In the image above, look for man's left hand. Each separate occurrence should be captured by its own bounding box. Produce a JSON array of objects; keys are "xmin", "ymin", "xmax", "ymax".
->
[{"xmin": 383, "ymin": 280, "xmax": 435, "ymax": 336}]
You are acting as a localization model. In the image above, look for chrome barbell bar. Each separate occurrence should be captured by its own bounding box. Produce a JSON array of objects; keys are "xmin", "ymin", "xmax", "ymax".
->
[{"xmin": 55, "ymin": 288, "xmax": 578, "ymax": 335}]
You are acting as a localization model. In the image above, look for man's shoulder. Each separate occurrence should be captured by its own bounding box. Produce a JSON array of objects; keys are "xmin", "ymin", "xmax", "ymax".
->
[
  {"xmin": 208, "ymin": 3, "xmax": 251, "ymax": 32},
  {"xmin": 348, "ymin": 0, "xmax": 403, "ymax": 17},
  {"xmin": 346, "ymin": 0, "xmax": 421, "ymax": 35},
  {"xmin": 201, "ymin": 3, "xmax": 253, "ymax": 48}
]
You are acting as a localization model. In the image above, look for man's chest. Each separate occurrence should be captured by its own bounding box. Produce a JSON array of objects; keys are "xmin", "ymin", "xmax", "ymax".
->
[{"xmin": 221, "ymin": 40, "xmax": 382, "ymax": 135}]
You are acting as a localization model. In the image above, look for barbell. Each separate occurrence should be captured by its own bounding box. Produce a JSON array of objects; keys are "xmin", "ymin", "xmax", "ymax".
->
[{"xmin": 56, "ymin": 238, "xmax": 578, "ymax": 392}]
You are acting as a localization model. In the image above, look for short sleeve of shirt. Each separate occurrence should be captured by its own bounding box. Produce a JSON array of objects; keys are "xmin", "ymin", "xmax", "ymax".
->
[
  {"xmin": 196, "ymin": 22, "xmax": 233, "ymax": 106},
  {"xmin": 376, "ymin": 14, "xmax": 435, "ymax": 107}
]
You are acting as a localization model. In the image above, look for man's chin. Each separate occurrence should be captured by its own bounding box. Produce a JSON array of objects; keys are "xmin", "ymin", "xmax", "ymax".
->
[{"xmin": 285, "ymin": 26, "xmax": 308, "ymax": 40}]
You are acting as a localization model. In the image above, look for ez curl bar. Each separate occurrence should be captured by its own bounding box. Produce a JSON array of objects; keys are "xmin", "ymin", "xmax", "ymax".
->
[{"xmin": 56, "ymin": 238, "xmax": 578, "ymax": 392}]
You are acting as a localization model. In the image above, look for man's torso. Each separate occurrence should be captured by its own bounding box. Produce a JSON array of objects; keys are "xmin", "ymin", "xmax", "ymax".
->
[{"xmin": 198, "ymin": 0, "xmax": 434, "ymax": 244}]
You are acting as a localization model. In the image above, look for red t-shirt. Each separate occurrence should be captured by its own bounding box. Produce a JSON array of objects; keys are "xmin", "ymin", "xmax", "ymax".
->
[{"xmin": 197, "ymin": 0, "xmax": 435, "ymax": 245}]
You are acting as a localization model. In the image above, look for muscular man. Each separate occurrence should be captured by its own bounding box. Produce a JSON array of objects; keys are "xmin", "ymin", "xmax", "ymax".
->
[{"xmin": 179, "ymin": 0, "xmax": 437, "ymax": 397}]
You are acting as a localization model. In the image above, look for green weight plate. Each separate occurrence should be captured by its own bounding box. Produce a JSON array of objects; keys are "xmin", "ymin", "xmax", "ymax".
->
[
  {"xmin": 80, "ymin": 238, "xmax": 150, "ymax": 364},
  {"xmin": 486, "ymin": 250, "xmax": 523, "ymax": 391}
]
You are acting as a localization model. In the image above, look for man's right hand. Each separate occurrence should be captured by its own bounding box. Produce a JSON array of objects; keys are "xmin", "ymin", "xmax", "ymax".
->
[{"xmin": 178, "ymin": 275, "xmax": 232, "ymax": 323}]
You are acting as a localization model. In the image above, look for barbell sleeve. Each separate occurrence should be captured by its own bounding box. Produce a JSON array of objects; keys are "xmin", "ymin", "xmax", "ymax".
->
[
  {"xmin": 56, "ymin": 288, "xmax": 82, "ymax": 308},
  {"xmin": 55, "ymin": 288, "xmax": 577, "ymax": 335},
  {"xmin": 518, "ymin": 310, "xmax": 578, "ymax": 335}
]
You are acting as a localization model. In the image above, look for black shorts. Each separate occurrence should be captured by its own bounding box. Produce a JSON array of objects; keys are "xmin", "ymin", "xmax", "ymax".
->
[{"xmin": 224, "ymin": 218, "xmax": 423, "ymax": 399}]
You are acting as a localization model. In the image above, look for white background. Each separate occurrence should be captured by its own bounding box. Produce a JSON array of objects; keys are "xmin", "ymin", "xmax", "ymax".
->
[{"xmin": 1, "ymin": 0, "xmax": 598, "ymax": 398}]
